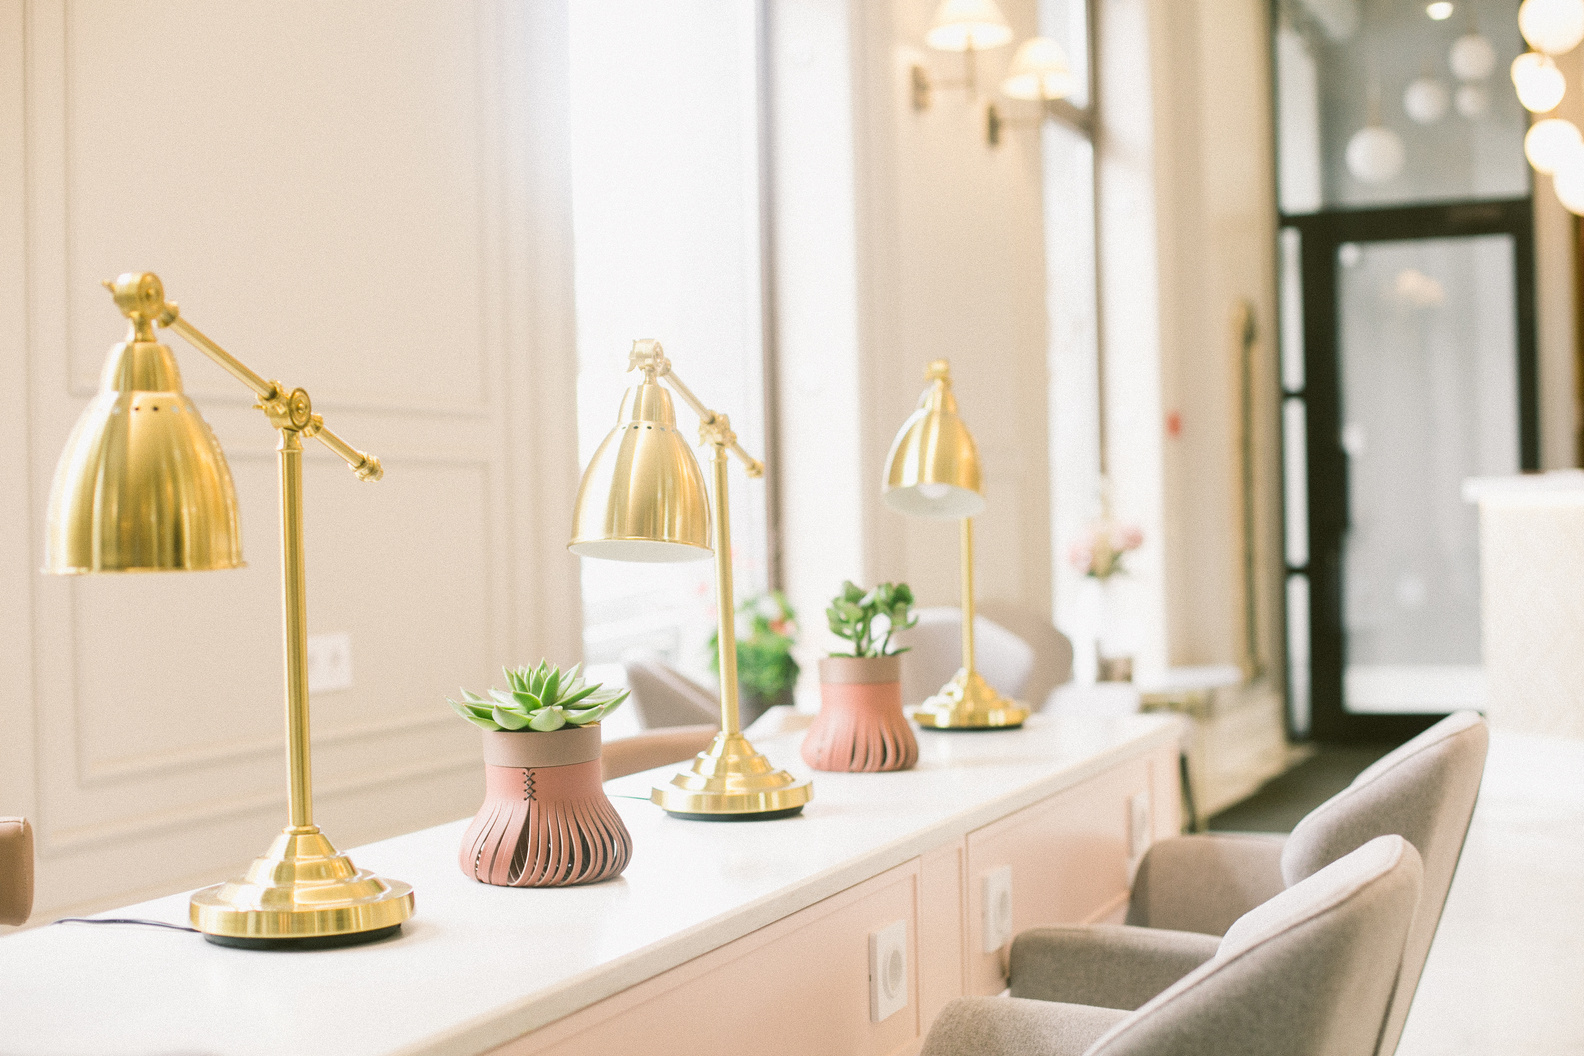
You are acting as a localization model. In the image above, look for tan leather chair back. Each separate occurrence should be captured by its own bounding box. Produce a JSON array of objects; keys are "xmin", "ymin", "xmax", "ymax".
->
[
  {"xmin": 601, "ymin": 725, "xmax": 719, "ymax": 781},
  {"xmin": 622, "ymin": 653, "xmax": 720, "ymax": 729},
  {"xmin": 0, "ymin": 816, "xmax": 34, "ymax": 926}
]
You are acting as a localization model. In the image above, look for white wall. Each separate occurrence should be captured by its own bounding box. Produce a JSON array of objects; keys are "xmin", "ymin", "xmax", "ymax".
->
[
  {"xmin": 0, "ymin": 0, "xmax": 583, "ymax": 921},
  {"xmin": 772, "ymin": 0, "xmax": 1054, "ymax": 687}
]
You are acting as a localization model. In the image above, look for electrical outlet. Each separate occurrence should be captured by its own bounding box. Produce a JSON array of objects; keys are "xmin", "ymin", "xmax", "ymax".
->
[
  {"xmin": 1129, "ymin": 791, "xmax": 1152, "ymax": 863},
  {"xmin": 306, "ymin": 632, "xmax": 353, "ymax": 693},
  {"xmin": 869, "ymin": 919, "xmax": 908, "ymax": 1023},
  {"xmin": 982, "ymin": 865, "xmax": 1014, "ymax": 954}
]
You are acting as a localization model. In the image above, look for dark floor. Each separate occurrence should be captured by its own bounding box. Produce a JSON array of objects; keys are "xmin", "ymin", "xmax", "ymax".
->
[{"xmin": 1207, "ymin": 744, "xmax": 1396, "ymax": 834}]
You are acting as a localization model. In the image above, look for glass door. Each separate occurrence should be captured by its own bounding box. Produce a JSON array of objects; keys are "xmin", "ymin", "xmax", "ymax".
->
[
  {"xmin": 1338, "ymin": 234, "xmax": 1518, "ymax": 713},
  {"xmin": 1282, "ymin": 201, "xmax": 1537, "ymax": 741}
]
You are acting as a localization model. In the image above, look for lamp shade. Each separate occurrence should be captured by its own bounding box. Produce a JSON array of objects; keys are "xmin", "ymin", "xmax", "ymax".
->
[
  {"xmin": 45, "ymin": 330, "xmax": 242, "ymax": 574},
  {"xmin": 1002, "ymin": 36, "xmax": 1075, "ymax": 101},
  {"xmin": 882, "ymin": 359, "xmax": 986, "ymax": 519},
  {"xmin": 924, "ymin": 0, "xmax": 1014, "ymax": 52},
  {"xmin": 569, "ymin": 376, "xmax": 712, "ymax": 562}
]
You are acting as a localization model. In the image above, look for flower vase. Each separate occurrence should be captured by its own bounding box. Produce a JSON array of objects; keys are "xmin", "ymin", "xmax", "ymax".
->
[
  {"xmin": 1093, "ymin": 577, "xmax": 1134, "ymax": 682},
  {"xmin": 459, "ymin": 724, "xmax": 632, "ymax": 887},
  {"xmin": 802, "ymin": 655, "xmax": 918, "ymax": 772}
]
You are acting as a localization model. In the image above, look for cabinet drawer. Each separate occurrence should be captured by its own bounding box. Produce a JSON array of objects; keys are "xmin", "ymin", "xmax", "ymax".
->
[
  {"xmin": 964, "ymin": 757, "xmax": 1153, "ymax": 994},
  {"xmin": 503, "ymin": 860, "xmax": 922, "ymax": 1056}
]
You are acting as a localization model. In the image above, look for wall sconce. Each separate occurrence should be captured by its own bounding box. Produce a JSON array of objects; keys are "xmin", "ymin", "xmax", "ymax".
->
[
  {"xmin": 986, "ymin": 36, "xmax": 1079, "ymax": 146},
  {"xmin": 911, "ymin": 0, "xmax": 1014, "ymax": 112}
]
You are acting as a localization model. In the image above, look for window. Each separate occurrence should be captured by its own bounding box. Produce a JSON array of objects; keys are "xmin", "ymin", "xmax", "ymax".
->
[
  {"xmin": 1042, "ymin": 0, "xmax": 1103, "ymax": 673},
  {"xmin": 568, "ymin": 2, "xmax": 771, "ymax": 690}
]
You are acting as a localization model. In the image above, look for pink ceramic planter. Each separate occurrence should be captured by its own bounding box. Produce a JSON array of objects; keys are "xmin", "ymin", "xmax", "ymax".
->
[
  {"xmin": 802, "ymin": 655, "xmax": 918, "ymax": 773},
  {"xmin": 459, "ymin": 724, "xmax": 632, "ymax": 887}
]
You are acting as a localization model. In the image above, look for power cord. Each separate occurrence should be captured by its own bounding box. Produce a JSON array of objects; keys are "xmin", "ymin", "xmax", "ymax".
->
[{"xmin": 53, "ymin": 917, "xmax": 199, "ymax": 933}]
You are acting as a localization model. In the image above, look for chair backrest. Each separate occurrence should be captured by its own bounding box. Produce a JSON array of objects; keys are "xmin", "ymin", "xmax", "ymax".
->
[
  {"xmin": 1091, "ymin": 835, "xmax": 1423, "ymax": 1056},
  {"xmin": 893, "ymin": 608, "xmax": 1035, "ymax": 708},
  {"xmin": 1282, "ymin": 711, "xmax": 1487, "ymax": 1055},
  {"xmin": 601, "ymin": 725, "xmax": 719, "ymax": 781},
  {"xmin": 977, "ymin": 600, "xmax": 1075, "ymax": 709},
  {"xmin": 0, "ymin": 816, "xmax": 33, "ymax": 927},
  {"xmin": 621, "ymin": 653, "xmax": 720, "ymax": 729}
]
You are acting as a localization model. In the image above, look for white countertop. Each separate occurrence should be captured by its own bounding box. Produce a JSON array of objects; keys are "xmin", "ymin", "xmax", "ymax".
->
[
  {"xmin": 1462, "ymin": 470, "xmax": 1584, "ymax": 505},
  {"xmin": 0, "ymin": 713, "xmax": 1181, "ymax": 1056}
]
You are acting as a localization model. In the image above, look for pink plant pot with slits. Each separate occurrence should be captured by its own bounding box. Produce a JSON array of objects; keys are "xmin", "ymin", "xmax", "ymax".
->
[
  {"xmin": 459, "ymin": 724, "xmax": 632, "ymax": 887},
  {"xmin": 803, "ymin": 655, "xmax": 918, "ymax": 773}
]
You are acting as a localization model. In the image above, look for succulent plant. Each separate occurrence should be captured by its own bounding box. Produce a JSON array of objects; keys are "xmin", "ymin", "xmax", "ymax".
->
[
  {"xmin": 827, "ymin": 580, "xmax": 918, "ymax": 658},
  {"xmin": 447, "ymin": 661, "xmax": 628, "ymax": 733}
]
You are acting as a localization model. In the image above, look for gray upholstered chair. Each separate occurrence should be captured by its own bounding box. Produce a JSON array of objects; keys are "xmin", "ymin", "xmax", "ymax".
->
[
  {"xmin": 892, "ymin": 608, "xmax": 1035, "ymax": 708},
  {"xmin": 1126, "ymin": 710, "xmax": 1487, "ymax": 1056},
  {"xmin": 922, "ymin": 835, "xmax": 1423, "ymax": 1056},
  {"xmin": 0, "ymin": 816, "xmax": 33, "ymax": 927},
  {"xmin": 977, "ymin": 601, "xmax": 1075, "ymax": 709},
  {"xmin": 621, "ymin": 653, "xmax": 720, "ymax": 729},
  {"xmin": 600, "ymin": 724, "xmax": 718, "ymax": 781}
]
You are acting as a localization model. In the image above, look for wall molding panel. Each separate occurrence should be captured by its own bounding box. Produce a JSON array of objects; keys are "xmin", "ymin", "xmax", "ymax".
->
[{"xmin": 5, "ymin": 0, "xmax": 584, "ymax": 922}]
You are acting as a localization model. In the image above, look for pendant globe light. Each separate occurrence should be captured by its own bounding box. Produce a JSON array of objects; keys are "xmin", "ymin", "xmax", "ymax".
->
[
  {"xmin": 1512, "ymin": 51, "xmax": 1568, "ymax": 112},
  {"xmin": 1553, "ymin": 156, "xmax": 1584, "ymax": 213},
  {"xmin": 1526, "ymin": 117, "xmax": 1584, "ymax": 173},
  {"xmin": 1450, "ymin": 31, "xmax": 1497, "ymax": 80},
  {"xmin": 1519, "ymin": 0, "xmax": 1584, "ymax": 56},
  {"xmin": 1455, "ymin": 83, "xmax": 1490, "ymax": 117},
  {"xmin": 1404, "ymin": 74, "xmax": 1450, "ymax": 124}
]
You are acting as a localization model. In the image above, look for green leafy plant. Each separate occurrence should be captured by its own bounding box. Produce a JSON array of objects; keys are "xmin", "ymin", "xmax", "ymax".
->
[
  {"xmin": 447, "ymin": 661, "xmax": 628, "ymax": 732},
  {"xmin": 708, "ymin": 590, "xmax": 800, "ymax": 700},
  {"xmin": 827, "ymin": 581, "xmax": 918, "ymax": 658}
]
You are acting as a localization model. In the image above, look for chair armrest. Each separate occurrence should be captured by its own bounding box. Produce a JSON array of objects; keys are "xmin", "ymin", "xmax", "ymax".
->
[
  {"xmin": 1125, "ymin": 833, "xmax": 1286, "ymax": 936},
  {"xmin": 600, "ymin": 725, "xmax": 719, "ymax": 781},
  {"xmin": 922, "ymin": 996, "xmax": 1128, "ymax": 1056},
  {"xmin": 1009, "ymin": 925, "xmax": 1219, "ymax": 1009},
  {"xmin": 0, "ymin": 817, "xmax": 34, "ymax": 926}
]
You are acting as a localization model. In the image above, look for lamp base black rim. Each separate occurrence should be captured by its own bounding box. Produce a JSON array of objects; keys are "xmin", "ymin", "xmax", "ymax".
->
[
  {"xmin": 915, "ymin": 722, "xmax": 1025, "ymax": 732},
  {"xmin": 202, "ymin": 923, "xmax": 403, "ymax": 951},
  {"xmin": 663, "ymin": 805, "xmax": 805, "ymax": 822}
]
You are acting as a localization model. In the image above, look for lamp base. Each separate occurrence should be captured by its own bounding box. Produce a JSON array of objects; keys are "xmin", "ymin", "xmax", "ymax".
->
[
  {"xmin": 651, "ymin": 731, "xmax": 813, "ymax": 820},
  {"xmin": 910, "ymin": 669, "xmax": 1030, "ymax": 730},
  {"xmin": 189, "ymin": 828, "xmax": 414, "ymax": 947}
]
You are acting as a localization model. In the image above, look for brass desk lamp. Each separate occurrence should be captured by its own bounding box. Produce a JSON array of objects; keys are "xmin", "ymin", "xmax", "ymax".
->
[
  {"xmin": 882, "ymin": 359, "xmax": 1028, "ymax": 729},
  {"xmin": 45, "ymin": 273, "xmax": 413, "ymax": 948},
  {"xmin": 570, "ymin": 340, "xmax": 812, "ymax": 819}
]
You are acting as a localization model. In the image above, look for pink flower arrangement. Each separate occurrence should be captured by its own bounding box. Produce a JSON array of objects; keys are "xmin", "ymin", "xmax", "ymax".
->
[{"xmin": 1068, "ymin": 519, "xmax": 1143, "ymax": 581}]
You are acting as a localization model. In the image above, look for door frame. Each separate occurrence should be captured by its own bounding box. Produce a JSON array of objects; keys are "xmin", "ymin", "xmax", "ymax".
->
[{"xmin": 1281, "ymin": 198, "xmax": 1538, "ymax": 742}]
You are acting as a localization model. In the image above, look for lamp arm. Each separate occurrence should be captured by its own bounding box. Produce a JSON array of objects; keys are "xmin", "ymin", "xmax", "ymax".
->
[
  {"xmin": 169, "ymin": 315, "xmax": 385, "ymax": 482},
  {"xmin": 105, "ymin": 274, "xmax": 383, "ymax": 482},
  {"xmin": 164, "ymin": 315, "xmax": 275, "ymax": 401},
  {"xmin": 626, "ymin": 338, "xmax": 763, "ymax": 477},
  {"xmin": 662, "ymin": 371, "xmax": 764, "ymax": 478}
]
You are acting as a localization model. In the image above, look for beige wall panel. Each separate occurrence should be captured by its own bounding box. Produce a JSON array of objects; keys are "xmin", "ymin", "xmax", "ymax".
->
[
  {"xmin": 10, "ymin": 0, "xmax": 583, "ymax": 923},
  {"xmin": 60, "ymin": 0, "xmax": 487, "ymax": 412},
  {"xmin": 59, "ymin": 458, "xmax": 488, "ymax": 790},
  {"xmin": 0, "ymin": 0, "xmax": 39, "ymax": 834}
]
